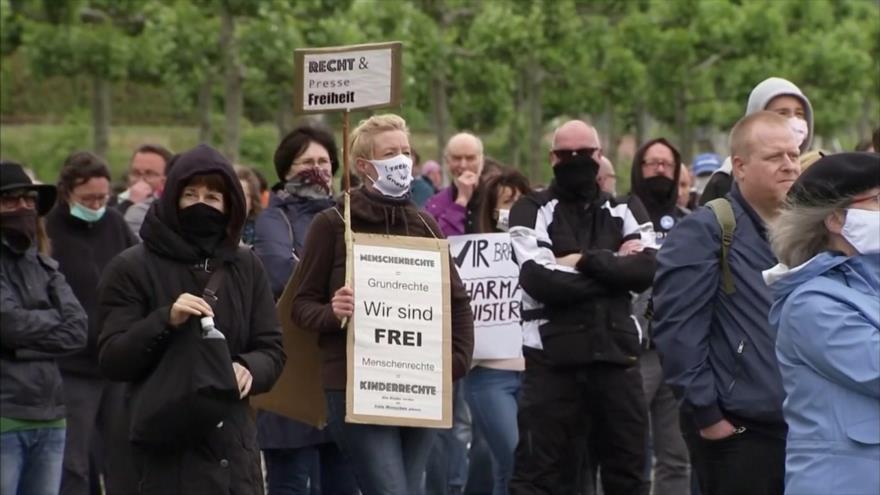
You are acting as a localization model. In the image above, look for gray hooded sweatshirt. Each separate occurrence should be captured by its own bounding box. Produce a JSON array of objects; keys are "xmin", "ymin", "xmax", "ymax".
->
[{"xmin": 705, "ymin": 77, "xmax": 814, "ymax": 196}]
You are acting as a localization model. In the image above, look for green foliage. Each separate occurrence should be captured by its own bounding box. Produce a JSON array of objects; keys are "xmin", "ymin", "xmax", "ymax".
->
[{"xmin": 1, "ymin": 0, "xmax": 878, "ymax": 179}]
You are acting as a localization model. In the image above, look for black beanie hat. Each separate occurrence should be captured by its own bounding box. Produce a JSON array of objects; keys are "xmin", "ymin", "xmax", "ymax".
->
[{"xmin": 788, "ymin": 152, "xmax": 880, "ymax": 206}]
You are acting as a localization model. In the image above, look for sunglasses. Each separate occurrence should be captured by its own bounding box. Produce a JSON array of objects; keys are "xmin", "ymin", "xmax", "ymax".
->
[
  {"xmin": 552, "ymin": 147, "xmax": 601, "ymax": 160},
  {"xmin": 1, "ymin": 191, "xmax": 39, "ymax": 209}
]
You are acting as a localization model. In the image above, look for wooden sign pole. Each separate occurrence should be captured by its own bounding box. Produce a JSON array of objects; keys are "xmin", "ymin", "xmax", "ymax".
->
[{"xmin": 342, "ymin": 109, "xmax": 353, "ymax": 329}]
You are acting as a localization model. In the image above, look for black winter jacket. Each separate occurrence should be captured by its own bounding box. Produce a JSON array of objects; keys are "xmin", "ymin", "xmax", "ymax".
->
[
  {"xmin": 509, "ymin": 182, "xmax": 656, "ymax": 366},
  {"xmin": 97, "ymin": 145, "xmax": 285, "ymax": 495},
  {"xmin": 0, "ymin": 239, "xmax": 88, "ymax": 421},
  {"xmin": 45, "ymin": 205, "xmax": 138, "ymax": 378}
]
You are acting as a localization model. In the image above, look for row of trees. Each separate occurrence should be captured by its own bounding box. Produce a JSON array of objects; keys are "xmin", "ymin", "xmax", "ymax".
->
[{"xmin": 2, "ymin": 0, "xmax": 878, "ymax": 179}]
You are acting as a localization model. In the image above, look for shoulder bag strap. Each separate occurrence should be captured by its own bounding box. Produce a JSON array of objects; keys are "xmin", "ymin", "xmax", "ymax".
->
[{"xmin": 202, "ymin": 265, "xmax": 227, "ymax": 309}]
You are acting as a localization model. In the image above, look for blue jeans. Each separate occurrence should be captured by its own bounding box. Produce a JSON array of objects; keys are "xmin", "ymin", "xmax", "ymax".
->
[
  {"xmin": 426, "ymin": 382, "xmax": 470, "ymax": 494},
  {"xmin": 464, "ymin": 367, "xmax": 521, "ymax": 495},
  {"xmin": 264, "ymin": 443, "xmax": 358, "ymax": 495},
  {"xmin": 1, "ymin": 427, "xmax": 66, "ymax": 495},
  {"xmin": 325, "ymin": 391, "xmax": 436, "ymax": 495}
]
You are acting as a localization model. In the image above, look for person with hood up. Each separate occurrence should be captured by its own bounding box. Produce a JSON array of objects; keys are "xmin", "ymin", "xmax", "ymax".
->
[
  {"xmin": 253, "ymin": 125, "xmax": 357, "ymax": 495},
  {"xmin": 96, "ymin": 144, "xmax": 285, "ymax": 495},
  {"xmin": 627, "ymin": 138, "xmax": 691, "ymax": 495},
  {"xmin": 1, "ymin": 161, "xmax": 88, "ymax": 495},
  {"xmin": 700, "ymin": 77, "xmax": 814, "ymax": 205},
  {"xmin": 764, "ymin": 152, "xmax": 879, "ymax": 495},
  {"xmin": 289, "ymin": 113, "xmax": 474, "ymax": 495}
]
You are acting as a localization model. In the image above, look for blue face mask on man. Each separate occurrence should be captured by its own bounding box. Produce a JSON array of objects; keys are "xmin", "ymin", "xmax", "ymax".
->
[{"xmin": 70, "ymin": 202, "xmax": 106, "ymax": 223}]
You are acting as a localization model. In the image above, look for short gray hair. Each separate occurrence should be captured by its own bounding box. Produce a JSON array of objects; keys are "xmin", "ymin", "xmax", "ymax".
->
[{"xmin": 769, "ymin": 195, "xmax": 847, "ymax": 267}]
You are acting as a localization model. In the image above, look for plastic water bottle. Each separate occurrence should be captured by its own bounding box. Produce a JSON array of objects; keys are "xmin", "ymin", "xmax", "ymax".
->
[{"xmin": 200, "ymin": 316, "xmax": 225, "ymax": 340}]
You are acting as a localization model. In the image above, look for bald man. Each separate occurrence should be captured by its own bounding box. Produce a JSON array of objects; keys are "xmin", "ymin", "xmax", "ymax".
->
[
  {"xmin": 508, "ymin": 120, "xmax": 655, "ymax": 494},
  {"xmin": 424, "ymin": 132, "xmax": 485, "ymax": 236}
]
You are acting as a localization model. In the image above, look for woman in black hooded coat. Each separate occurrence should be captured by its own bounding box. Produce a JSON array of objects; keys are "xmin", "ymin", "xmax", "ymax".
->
[{"xmin": 96, "ymin": 144, "xmax": 285, "ymax": 494}]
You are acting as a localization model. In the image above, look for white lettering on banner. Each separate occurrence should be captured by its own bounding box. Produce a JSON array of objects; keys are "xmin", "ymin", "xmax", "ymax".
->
[
  {"xmin": 302, "ymin": 48, "xmax": 393, "ymax": 111},
  {"xmin": 352, "ymin": 243, "xmax": 444, "ymax": 421},
  {"xmin": 449, "ymin": 233, "xmax": 524, "ymax": 360}
]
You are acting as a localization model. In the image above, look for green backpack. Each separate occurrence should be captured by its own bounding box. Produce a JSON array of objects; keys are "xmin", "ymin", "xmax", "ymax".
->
[{"xmin": 644, "ymin": 198, "xmax": 737, "ymax": 327}]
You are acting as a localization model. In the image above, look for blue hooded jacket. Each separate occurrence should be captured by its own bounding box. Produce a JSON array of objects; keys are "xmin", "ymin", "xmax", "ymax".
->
[{"xmin": 767, "ymin": 252, "xmax": 880, "ymax": 495}]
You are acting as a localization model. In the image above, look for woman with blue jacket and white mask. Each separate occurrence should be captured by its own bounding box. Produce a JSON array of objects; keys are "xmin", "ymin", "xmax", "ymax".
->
[{"xmin": 765, "ymin": 152, "xmax": 879, "ymax": 495}]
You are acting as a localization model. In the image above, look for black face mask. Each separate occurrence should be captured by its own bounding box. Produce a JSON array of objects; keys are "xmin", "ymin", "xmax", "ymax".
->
[
  {"xmin": 553, "ymin": 155, "xmax": 599, "ymax": 200},
  {"xmin": 0, "ymin": 209, "xmax": 37, "ymax": 253},
  {"xmin": 643, "ymin": 176, "xmax": 676, "ymax": 204},
  {"xmin": 178, "ymin": 203, "xmax": 228, "ymax": 256}
]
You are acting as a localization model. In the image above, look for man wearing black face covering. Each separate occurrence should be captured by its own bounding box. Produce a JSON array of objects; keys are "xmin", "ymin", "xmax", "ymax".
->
[
  {"xmin": 1, "ymin": 161, "xmax": 88, "ymax": 494},
  {"xmin": 630, "ymin": 138, "xmax": 687, "ymax": 242},
  {"xmin": 627, "ymin": 138, "xmax": 691, "ymax": 495},
  {"xmin": 508, "ymin": 121, "xmax": 656, "ymax": 495}
]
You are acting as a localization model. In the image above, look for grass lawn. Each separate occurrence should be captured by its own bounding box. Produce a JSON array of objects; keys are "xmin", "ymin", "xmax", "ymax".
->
[{"xmin": 0, "ymin": 123, "xmax": 444, "ymax": 188}]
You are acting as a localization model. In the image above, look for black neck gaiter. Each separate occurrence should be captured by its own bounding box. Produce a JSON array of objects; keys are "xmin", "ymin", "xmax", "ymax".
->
[
  {"xmin": 0, "ymin": 209, "xmax": 37, "ymax": 252},
  {"xmin": 178, "ymin": 203, "xmax": 228, "ymax": 256}
]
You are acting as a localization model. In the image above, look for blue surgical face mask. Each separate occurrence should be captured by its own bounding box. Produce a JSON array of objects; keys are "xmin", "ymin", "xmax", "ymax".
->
[{"xmin": 70, "ymin": 202, "xmax": 106, "ymax": 223}]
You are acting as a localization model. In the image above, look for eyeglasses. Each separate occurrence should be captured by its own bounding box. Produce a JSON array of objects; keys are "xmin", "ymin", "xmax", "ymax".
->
[
  {"xmin": 292, "ymin": 158, "xmax": 332, "ymax": 168},
  {"xmin": 552, "ymin": 148, "xmax": 600, "ymax": 160},
  {"xmin": 0, "ymin": 191, "xmax": 38, "ymax": 210},
  {"xmin": 642, "ymin": 159, "xmax": 675, "ymax": 171},
  {"xmin": 71, "ymin": 193, "xmax": 109, "ymax": 206},
  {"xmin": 849, "ymin": 192, "xmax": 880, "ymax": 205}
]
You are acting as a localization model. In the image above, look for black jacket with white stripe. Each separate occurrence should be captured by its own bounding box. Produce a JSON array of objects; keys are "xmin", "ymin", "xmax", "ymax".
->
[{"xmin": 509, "ymin": 182, "xmax": 656, "ymax": 367}]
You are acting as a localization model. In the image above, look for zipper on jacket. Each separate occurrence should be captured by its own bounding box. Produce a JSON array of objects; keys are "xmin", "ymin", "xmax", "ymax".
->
[{"xmin": 727, "ymin": 340, "xmax": 745, "ymax": 392}]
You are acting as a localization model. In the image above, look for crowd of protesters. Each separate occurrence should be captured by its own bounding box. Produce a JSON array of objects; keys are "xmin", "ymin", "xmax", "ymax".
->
[{"xmin": 1, "ymin": 74, "xmax": 878, "ymax": 495}]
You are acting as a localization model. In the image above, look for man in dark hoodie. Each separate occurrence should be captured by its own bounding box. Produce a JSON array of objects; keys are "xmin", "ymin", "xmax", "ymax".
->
[
  {"xmin": 96, "ymin": 144, "xmax": 285, "ymax": 494},
  {"xmin": 628, "ymin": 138, "xmax": 690, "ymax": 495},
  {"xmin": 44, "ymin": 151, "xmax": 139, "ymax": 495}
]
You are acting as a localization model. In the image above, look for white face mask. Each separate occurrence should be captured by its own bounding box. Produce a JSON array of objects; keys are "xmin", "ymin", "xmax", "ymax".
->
[
  {"xmin": 367, "ymin": 154, "xmax": 413, "ymax": 198},
  {"xmin": 496, "ymin": 209, "xmax": 510, "ymax": 232},
  {"xmin": 842, "ymin": 208, "xmax": 880, "ymax": 254},
  {"xmin": 788, "ymin": 117, "xmax": 808, "ymax": 148}
]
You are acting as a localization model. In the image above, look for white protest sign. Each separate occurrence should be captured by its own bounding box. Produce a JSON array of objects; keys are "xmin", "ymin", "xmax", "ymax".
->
[
  {"xmin": 449, "ymin": 233, "xmax": 523, "ymax": 360},
  {"xmin": 294, "ymin": 42, "xmax": 402, "ymax": 114},
  {"xmin": 347, "ymin": 234, "xmax": 451, "ymax": 428}
]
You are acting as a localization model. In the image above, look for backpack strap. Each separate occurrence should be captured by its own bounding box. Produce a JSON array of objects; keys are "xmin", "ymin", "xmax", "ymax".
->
[
  {"xmin": 277, "ymin": 208, "xmax": 299, "ymax": 262},
  {"xmin": 706, "ymin": 198, "xmax": 736, "ymax": 295}
]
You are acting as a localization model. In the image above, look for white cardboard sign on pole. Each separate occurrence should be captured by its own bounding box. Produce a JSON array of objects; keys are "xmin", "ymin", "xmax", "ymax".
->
[{"xmin": 294, "ymin": 42, "xmax": 402, "ymax": 114}]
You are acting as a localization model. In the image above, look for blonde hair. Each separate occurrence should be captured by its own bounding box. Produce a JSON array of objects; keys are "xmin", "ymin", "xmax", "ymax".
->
[
  {"xmin": 349, "ymin": 114, "xmax": 409, "ymax": 161},
  {"xmin": 234, "ymin": 164, "xmax": 262, "ymax": 219},
  {"xmin": 769, "ymin": 194, "xmax": 846, "ymax": 267}
]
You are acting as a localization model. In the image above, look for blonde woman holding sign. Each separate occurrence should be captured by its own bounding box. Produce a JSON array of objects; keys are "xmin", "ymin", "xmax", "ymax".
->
[{"xmin": 289, "ymin": 114, "xmax": 474, "ymax": 495}]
